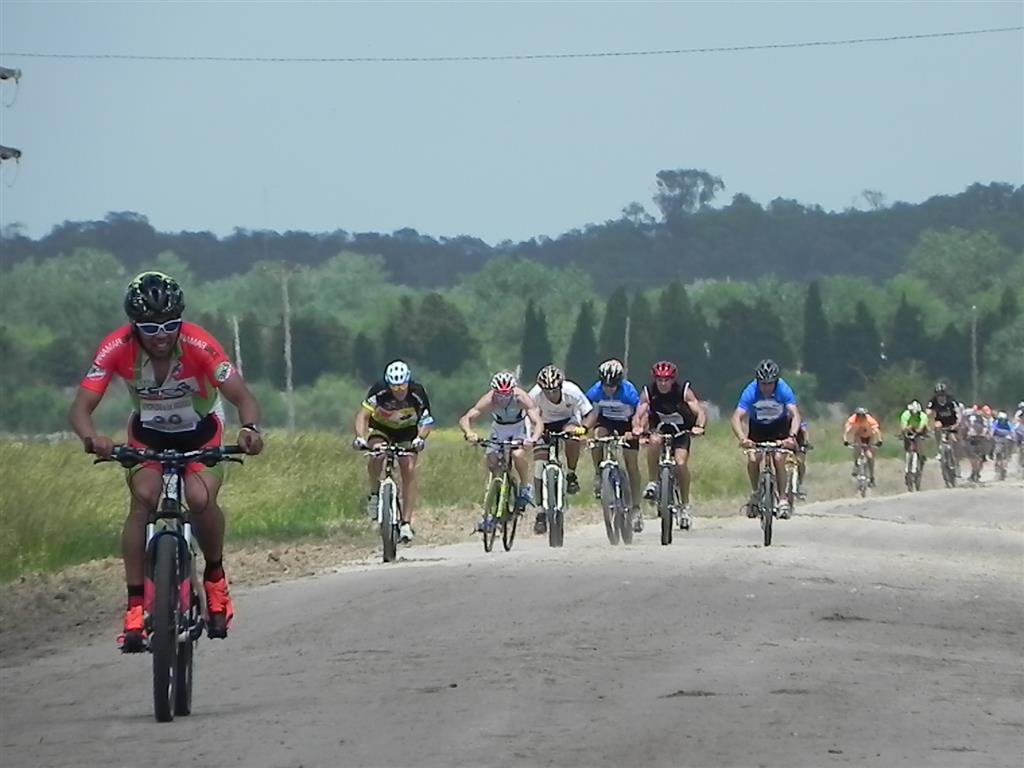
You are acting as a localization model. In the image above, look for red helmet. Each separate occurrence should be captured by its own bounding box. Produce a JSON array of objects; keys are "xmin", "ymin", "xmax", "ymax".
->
[{"xmin": 652, "ymin": 360, "xmax": 677, "ymax": 379}]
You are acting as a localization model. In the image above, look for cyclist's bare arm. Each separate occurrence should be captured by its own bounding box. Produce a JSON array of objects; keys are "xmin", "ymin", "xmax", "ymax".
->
[
  {"xmin": 786, "ymin": 404, "xmax": 802, "ymax": 440},
  {"xmin": 516, "ymin": 390, "xmax": 544, "ymax": 442},
  {"xmin": 632, "ymin": 389, "xmax": 651, "ymax": 434},
  {"xmin": 68, "ymin": 387, "xmax": 110, "ymax": 453},
  {"xmin": 730, "ymin": 407, "xmax": 749, "ymax": 443},
  {"xmin": 683, "ymin": 386, "xmax": 707, "ymax": 433},
  {"xmin": 219, "ymin": 372, "xmax": 262, "ymax": 427},
  {"xmin": 458, "ymin": 392, "xmax": 492, "ymax": 438},
  {"xmin": 354, "ymin": 407, "xmax": 372, "ymax": 440}
]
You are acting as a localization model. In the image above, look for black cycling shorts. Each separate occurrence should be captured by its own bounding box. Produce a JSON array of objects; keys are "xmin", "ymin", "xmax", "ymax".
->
[
  {"xmin": 596, "ymin": 417, "xmax": 639, "ymax": 450},
  {"xmin": 748, "ymin": 415, "xmax": 792, "ymax": 444}
]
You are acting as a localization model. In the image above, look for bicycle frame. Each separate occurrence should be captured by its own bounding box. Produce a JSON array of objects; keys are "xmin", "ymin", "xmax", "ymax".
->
[
  {"xmin": 591, "ymin": 434, "xmax": 633, "ymax": 545},
  {"xmin": 540, "ymin": 434, "xmax": 567, "ymax": 514},
  {"xmin": 747, "ymin": 442, "xmax": 791, "ymax": 547},
  {"xmin": 361, "ymin": 443, "xmax": 417, "ymax": 562}
]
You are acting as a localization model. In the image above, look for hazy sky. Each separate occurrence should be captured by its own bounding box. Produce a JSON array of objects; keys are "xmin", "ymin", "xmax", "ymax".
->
[{"xmin": 1, "ymin": 1, "xmax": 1021, "ymax": 243}]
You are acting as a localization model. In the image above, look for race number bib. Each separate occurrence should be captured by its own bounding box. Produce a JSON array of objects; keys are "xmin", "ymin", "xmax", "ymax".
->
[
  {"xmin": 752, "ymin": 397, "xmax": 785, "ymax": 424},
  {"xmin": 139, "ymin": 398, "xmax": 201, "ymax": 432}
]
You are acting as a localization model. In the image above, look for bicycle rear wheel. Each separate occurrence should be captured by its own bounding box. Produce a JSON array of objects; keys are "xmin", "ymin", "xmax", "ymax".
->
[
  {"xmin": 151, "ymin": 533, "xmax": 180, "ymax": 722},
  {"xmin": 380, "ymin": 484, "xmax": 399, "ymax": 562},
  {"xmin": 658, "ymin": 466, "xmax": 673, "ymax": 546},
  {"xmin": 501, "ymin": 477, "xmax": 518, "ymax": 551}
]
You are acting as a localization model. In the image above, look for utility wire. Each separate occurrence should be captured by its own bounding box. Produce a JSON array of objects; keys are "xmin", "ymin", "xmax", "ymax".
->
[{"xmin": 1, "ymin": 26, "xmax": 1021, "ymax": 64}]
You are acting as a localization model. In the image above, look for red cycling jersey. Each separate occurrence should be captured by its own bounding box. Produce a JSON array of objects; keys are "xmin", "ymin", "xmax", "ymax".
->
[{"xmin": 81, "ymin": 323, "xmax": 236, "ymax": 434}]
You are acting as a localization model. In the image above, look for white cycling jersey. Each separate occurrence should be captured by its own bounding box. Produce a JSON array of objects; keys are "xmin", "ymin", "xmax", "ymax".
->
[{"xmin": 528, "ymin": 381, "xmax": 593, "ymax": 425}]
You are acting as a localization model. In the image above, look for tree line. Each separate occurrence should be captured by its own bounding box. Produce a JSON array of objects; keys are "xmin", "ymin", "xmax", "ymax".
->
[{"xmin": 3, "ymin": 175, "xmax": 1021, "ymax": 292}]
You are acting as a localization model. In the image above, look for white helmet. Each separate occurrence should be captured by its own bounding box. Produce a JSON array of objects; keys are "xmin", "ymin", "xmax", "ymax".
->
[
  {"xmin": 997, "ymin": 411, "xmax": 1008, "ymax": 420},
  {"xmin": 384, "ymin": 360, "xmax": 411, "ymax": 386},
  {"xmin": 907, "ymin": 401, "xmax": 922, "ymax": 414},
  {"xmin": 598, "ymin": 359, "xmax": 624, "ymax": 385},
  {"xmin": 490, "ymin": 370, "xmax": 517, "ymax": 394}
]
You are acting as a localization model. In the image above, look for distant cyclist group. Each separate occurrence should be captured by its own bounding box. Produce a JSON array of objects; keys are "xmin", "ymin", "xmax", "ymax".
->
[{"xmin": 70, "ymin": 272, "xmax": 1024, "ymax": 650}]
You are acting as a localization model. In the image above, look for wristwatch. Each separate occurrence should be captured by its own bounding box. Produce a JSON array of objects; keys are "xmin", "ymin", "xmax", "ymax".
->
[{"xmin": 241, "ymin": 423, "xmax": 262, "ymax": 434}]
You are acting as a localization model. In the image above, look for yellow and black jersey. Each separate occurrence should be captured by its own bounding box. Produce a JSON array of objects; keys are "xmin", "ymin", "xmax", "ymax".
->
[{"xmin": 362, "ymin": 380, "xmax": 434, "ymax": 431}]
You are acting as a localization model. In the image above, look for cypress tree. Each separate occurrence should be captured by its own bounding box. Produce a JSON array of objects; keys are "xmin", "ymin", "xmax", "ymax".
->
[
  {"xmin": 627, "ymin": 290, "xmax": 657, "ymax": 381},
  {"xmin": 565, "ymin": 301, "xmax": 599, "ymax": 383},
  {"xmin": 598, "ymin": 287, "xmax": 630, "ymax": 362},
  {"xmin": 520, "ymin": 299, "xmax": 553, "ymax": 382}
]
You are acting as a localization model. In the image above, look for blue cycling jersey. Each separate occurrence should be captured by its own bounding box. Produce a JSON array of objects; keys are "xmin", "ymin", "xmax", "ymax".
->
[
  {"xmin": 992, "ymin": 419, "xmax": 1014, "ymax": 437},
  {"xmin": 737, "ymin": 379, "xmax": 798, "ymax": 425},
  {"xmin": 585, "ymin": 380, "xmax": 641, "ymax": 421}
]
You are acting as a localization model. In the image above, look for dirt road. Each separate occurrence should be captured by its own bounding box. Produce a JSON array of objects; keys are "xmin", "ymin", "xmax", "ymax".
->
[{"xmin": 2, "ymin": 482, "xmax": 1022, "ymax": 768}]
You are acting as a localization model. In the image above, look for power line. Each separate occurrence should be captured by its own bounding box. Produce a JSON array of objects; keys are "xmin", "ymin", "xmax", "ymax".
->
[{"xmin": 1, "ymin": 26, "xmax": 1021, "ymax": 64}]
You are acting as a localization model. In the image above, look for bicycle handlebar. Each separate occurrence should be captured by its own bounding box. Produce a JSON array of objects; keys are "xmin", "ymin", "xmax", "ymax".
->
[
  {"xmin": 743, "ymin": 441, "xmax": 793, "ymax": 454},
  {"xmin": 469, "ymin": 437, "xmax": 526, "ymax": 449},
  {"xmin": 92, "ymin": 444, "xmax": 246, "ymax": 469},
  {"xmin": 359, "ymin": 444, "xmax": 420, "ymax": 458}
]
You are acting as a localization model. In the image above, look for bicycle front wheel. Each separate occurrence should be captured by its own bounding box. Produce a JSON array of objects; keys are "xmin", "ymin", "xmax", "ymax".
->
[
  {"xmin": 617, "ymin": 469, "xmax": 633, "ymax": 546},
  {"xmin": 759, "ymin": 472, "xmax": 775, "ymax": 547},
  {"xmin": 658, "ymin": 466, "xmax": 674, "ymax": 546},
  {"xmin": 482, "ymin": 478, "xmax": 501, "ymax": 553},
  {"xmin": 544, "ymin": 465, "xmax": 564, "ymax": 548},
  {"xmin": 380, "ymin": 483, "xmax": 399, "ymax": 563},
  {"xmin": 600, "ymin": 468, "xmax": 620, "ymax": 545},
  {"xmin": 151, "ymin": 533, "xmax": 180, "ymax": 722}
]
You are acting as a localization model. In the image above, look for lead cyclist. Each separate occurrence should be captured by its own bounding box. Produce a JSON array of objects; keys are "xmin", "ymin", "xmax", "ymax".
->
[{"xmin": 68, "ymin": 272, "xmax": 264, "ymax": 652}]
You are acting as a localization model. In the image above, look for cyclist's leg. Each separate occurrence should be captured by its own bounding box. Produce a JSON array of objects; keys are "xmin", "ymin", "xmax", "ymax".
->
[
  {"xmin": 185, "ymin": 468, "xmax": 227, "ymax": 566},
  {"xmin": 397, "ymin": 453, "xmax": 419, "ymax": 524},
  {"xmin": 644, "ymin": 433, "xmax": 663, "ymax": 498},
  {"xmin": 591, "ymin": 422, "xmax": 610, "ymax": 495},
  {"xmin": 623, "ymin": 445, "xmax": 642, "ymax": 507},
  {"xmin": 864, "ymin": 440, "xmax": 876, "ymax": 483},
  {"xmin": 673, "ymin": 443, "xmax": 692, "ymax": 505},
  {"xmin": 124, "ymin": 467, "xmax": 162, "ymax": 585},
  {"xmin": 366, "ymin": 432, "xmax": 388, "ymax": 494}
]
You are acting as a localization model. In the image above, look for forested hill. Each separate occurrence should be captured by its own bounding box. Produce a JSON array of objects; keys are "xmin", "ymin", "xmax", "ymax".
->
[{"xmin": 3, "ymin": 174, "xmax": 1021, "ymax": 292}]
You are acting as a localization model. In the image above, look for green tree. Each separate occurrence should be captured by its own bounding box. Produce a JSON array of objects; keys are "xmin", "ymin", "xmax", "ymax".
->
[
  {"xmin": 801, "ymin": 281, "xmax": 835, "ymax": 397},
  {"xmin": 520, "ymin": 299, "xmax": 553, "ymax": 383},
  {"xmin": 906, "ymin": 228, "xmax": 1016, "ymax": 308},
  {"xmin": 832, "ymin": 300, "xmax": 881, "ymax": 395},
  {"xmin": 886, "ymin": 293, "xmax": 928, "ymax": 367},
  {"xmin": 627, "ymin": 291, "xmax": 657, "ymax": 381},
  {"xmin": 236, "ymin": 313, "xmax": 267, "ymax": 381},
  {"xmin": 655, "ymin": 281, "xmax": 706, "ymax": 368},
  {"xmin": 352, "ymin": 331, "xmax": 378, "ymax": 384},
  {"xmin": 565, "ymin": 301, "xmax": 599, "ymax": 383},
  {"xmin": 270, "ymin": 315, "xmax": 352, "ymax": 388},
  {"xmin": 416, "ymin": 293, "xmax": 479, "ymax": 375},
  {"xmin": 598, "ymin": 287, "xmax": 629, "ymax": 362}
]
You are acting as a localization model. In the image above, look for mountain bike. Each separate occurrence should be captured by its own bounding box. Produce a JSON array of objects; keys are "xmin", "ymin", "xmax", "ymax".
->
[
  {"xmin": 643, "ymin": 425, "xmax": 696, "ymax": 546},
  {"xmin": 747, "ymin": 442, "xmax": 792, "ymax": 547},
  {"xmin": 591, "ymin": 435, "xmax": 635, "ymax": 545},
  {"xmin": 94, "ymin": 444, "xmax": 244, "ymax": 723},
  {"xmin": 964, "ymin": 434, "xmax": 986, "ymax": 483},
  {"xmin": 846, "ymin": 441, "xmax": 874, "ymax": 498},
  {"xmin": 473, "ymin": 438, "xmax": 525, "ymax": 553},
  {"xmin": 360, "ymin": 443, "xmax": 419, "ymax": 563},
  {"xmin": 537, "ymin": 430, "xmax": 582, "ymax": 548},
  {"xmin": 901, "ymin": 429, "xmax": 927, "ymax": 492},
  {"xmin": 937, "ymin": 427, "xmax": 959, "ymax": 488}
]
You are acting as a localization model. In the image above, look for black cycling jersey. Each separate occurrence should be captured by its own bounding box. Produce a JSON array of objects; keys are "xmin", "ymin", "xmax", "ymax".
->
[
  {"xmin": 362, "ymin": 380, "xmax": 434, "ymax": 432},
  {"xmin": 645, "ymin": 380, "xmax": 697, "ymax": 429},
  {"xmin": 926, "ymin": 396, "xmax": 959, "ymax": 427}
]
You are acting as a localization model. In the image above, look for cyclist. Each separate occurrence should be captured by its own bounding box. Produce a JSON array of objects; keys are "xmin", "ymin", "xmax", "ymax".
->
[
  {"xmin": 961, "ymin": 405, "xmax": 988, "ymax": 482},
  {"xmin": 354, "ymin": 360, "xmax": 434, "ymax": 543},
  {"xmin": 68, "ymin": 271, "xmax": 264, "ymax": 651},
  {"xmin": 899, "ymin": 400, "xmax": 930, "ymax": 466},
  {"xmin": 459, "ymin": 371, "xmax": 544, "ymax": 522},
  {"xmin": 926, "ymin": 382, "xmax": 961, "ymax": 459},
  {"xmin": 730, "ymin": 359, "xmax": 802, "ymax": 519},
  {"xmin": 632, "ymin": 360, "xmax": 706, "ymax": 527},
  {"xmin": 793, "ymin": 420, "xmax": 811, "ymax": 499},
  {"xmin": 991, "ymin": 410, "xmax": 1015, "ymax": 469},
  {"xmin": 527, "ymin": 364, "xmax": 592, "ymax": 535},
  {"xmin": 583, "ymin": 359, "xmax": 644, "ymax": 532},
  {"xmin": 843, "ymin": 407, "xmax": 882, "ymax": 487}
]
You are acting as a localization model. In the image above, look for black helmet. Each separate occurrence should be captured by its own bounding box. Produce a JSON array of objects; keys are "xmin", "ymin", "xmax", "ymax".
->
[
  {"xmin": 755, "ymin": 359, "xmax": 780, "ymax": 383},
  {"xmin": 124, "ymin": 271, "xmax": 185, "ymax": 322}
]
